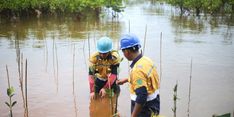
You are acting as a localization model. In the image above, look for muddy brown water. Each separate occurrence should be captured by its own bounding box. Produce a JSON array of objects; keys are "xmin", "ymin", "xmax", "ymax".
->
[{"xmin": 0, "ymin": 1, "xmax": 234, "ymax": 117}]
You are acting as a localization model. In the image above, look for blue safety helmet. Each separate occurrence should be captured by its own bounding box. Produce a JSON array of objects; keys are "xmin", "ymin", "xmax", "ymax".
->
[
  {"xmin": 120, "ymin": 34, "xmax": 141, "ymax": 50},
  {"xmin": 97, "ymin": 37, "xmax": 113, "ymax": 53}
]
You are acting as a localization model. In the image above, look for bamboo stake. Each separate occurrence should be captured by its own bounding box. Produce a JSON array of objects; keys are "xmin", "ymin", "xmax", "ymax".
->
[
  {"xmin": 53, "ymin": 39, "xmax": 56, "ymax": 82},
  {"xmin": 83, "ymin": 43, "xmax": 88, "ymax": 71},
  {"xmin": 21, "ymin": 54, "xmax": 27, "ymax": 117},
  {"xmin": 128, "ymin": 20, "xmax": 130, "ymax": 33},
  {"xmin": 160, "ymin": 32, "xmax": 162, "ymax": 82},
  {"xmin": 72, "ymin": 44, "xmax": 75, "ymax": 95},
  {"xmin": 127, "ymin": 19, "xmax": 131, "ymax": 75},
  {"xmin": 94, "ymin": 22, "xmax": 97, "ymax": 49},
  {"xmin": 88, "ymin": 33, "xmax": 91, "ymax": 58},
  {"xmin": 72, "ymin": 44, "xmax": 78, "ymax": 117},
  {"xmin": 83, "ymin": 39, "xmax": 85, "ymax": 52},
  {"xmin": 143, "ymin": 24, "xmax": 147, "ymax": 55},
  {"xmin": 55, "ymin": 43, "xmax": 59, "ymax": 93},
  {"xmin": 15, "ymin": 38, "xmax": 26, "ymax": 116},
  {"xmin": 73, "ymin": 95, "xmax": 78, "ymax": 117},
  {"xmin": 44, "ymin": 38, "xmax": 48, "ymax": 72},
  {"xmin": 187, "ymin": 58, "xmax": 193, "ymax": 117},
  {"xmin": 6, "ymin": 65, "xmax": 10, "ymax": 89},
  {"xmin": 25, "ymin": 59, "xmax": 29, "ymax": 117}
]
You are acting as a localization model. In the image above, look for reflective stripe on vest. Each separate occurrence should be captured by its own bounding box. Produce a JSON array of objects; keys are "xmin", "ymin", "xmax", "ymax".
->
[
  {"xmin": 147, "ymin": 64, "xmax": 155, "ymax": 77},
  {"xmin": 96, "ymin": 77, "xmax": 108, "ymax": 81},
  {"xmin": 130, "ymin": 89, "xmax": 159, "ymax": 101}
]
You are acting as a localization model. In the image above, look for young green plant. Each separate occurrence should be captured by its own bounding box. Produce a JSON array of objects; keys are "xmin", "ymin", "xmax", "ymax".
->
[{"xmin": 5, "ymin": 65, "xmax": 17, "ymax": 117}]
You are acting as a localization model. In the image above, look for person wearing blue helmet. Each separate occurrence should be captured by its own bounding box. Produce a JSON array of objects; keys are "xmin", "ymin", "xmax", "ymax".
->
[
  {"xmin": 88, "ymin": 36, "xmax": 122, "ymax": 100},
  {"xmin": 117, "ymin": 34, "xmax": 160, "ymax": 117}
]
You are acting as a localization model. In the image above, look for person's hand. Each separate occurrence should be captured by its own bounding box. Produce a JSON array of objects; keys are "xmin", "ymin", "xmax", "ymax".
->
[
  {"xmin": 90, "ymin": 92, "xmax": 95, "ymax": 100},
  {"xmin": 116, "ymin": 78, "xmax": 128, "ymax": 85},
  {"xmin": 116, "ymin": 80, "xmax": 123, "ymax": 85},
  {"xmin": 99, "ymin": 88, "xmax": 106, "ymax": 98}
]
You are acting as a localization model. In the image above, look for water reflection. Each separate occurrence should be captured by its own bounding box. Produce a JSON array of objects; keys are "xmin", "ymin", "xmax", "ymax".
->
[
  {"xmin": 143, "ymin": 1, "xmax": 165, "ymax": 15},
  {"xmin": 169, "ymin": 14, "xmax": 233, "ymax": 44},
  {"xmin": 0, "ymin": 16, "xmax": 125, "ymax": 49}
]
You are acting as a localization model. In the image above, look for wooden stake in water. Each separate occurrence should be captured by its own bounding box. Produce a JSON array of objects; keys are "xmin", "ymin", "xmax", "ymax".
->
[
  {"xmin": 143, "ymin": 24, "xmax": 147, "ymax": 55},
  {"xmin": 128, "ymin": 20, "xmax": 130, "ymax": 33},
  {"xmin": 6, "ymin": 65, "xmax": 10, "ymax": 92},
  {"xmin": 21, "ymin": 54, "xmax": 27, "ymax": 117},
  {"xmin": 94, "ymin": 22, "xmax": 97, "ymax": 49},
  {"xmin": 25, "ymin": 59, "xmax": 29, "ymax": 117},
  {"xmin": 53, "ymin": 39, "xmax": 56, "ymax": 81},
  {"xmin": 187, "ymin": 58, "xmax": 193, "ymax": 117},
  {"xmin": 88, "ymin": 33, "xmax": 91, "ymax": 58},
  {"xmin": 44, "ymin": 38, "xmax": 48, "ymax": 72},
  {"xmin": 160, "ymin": 32, "xmax": 162, "ymax": 82},
  {"xmin": 55, "ymin": 43, "xmax": 59, "ymax": 93},
  {"xmin": 72, "ymin": 44, "xmax": 75, "ymax": 95},
  {"xmin": 73, "ymin": 95, "xmax": 78, "ymax": 117}
]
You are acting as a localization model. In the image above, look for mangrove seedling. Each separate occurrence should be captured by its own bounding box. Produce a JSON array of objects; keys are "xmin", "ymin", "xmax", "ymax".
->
[
  {"xmin": 5, "ymin": 65, "xmax": 17, "ymax": 117},
  {"xmin": 105, "ymin": 88, "xmax": 114, "ymax": 98},
  {"xmin": 172, "ymin": 81, "xmax": 179, "ymax": 117},
  {"xmin": 5, "ymin": 86, "xmax": 17, "ymax": 117}
]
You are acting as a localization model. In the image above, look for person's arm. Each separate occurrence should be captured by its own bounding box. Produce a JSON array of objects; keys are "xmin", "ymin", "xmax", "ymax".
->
[
  {"xmin": 88, "ymin": 75, "xmax": 95, "ymax": 93},
  {"xmin": 132, "ymin": 86, "xmax": 147, "ymax": 117},
  {"xmin": 103, "ymin": 64, "xmax": 119, "ymax": 88},
  {"xmin": 131, "ymin": 103, "xmax": 142, "ymax": 117},
  {"xmin": 88, "ymin": 62, "xmax": 96, "ymax": 99},
  {"xmin": 116, "ymin": 78, "xmax": 128, "ymax": 85}
]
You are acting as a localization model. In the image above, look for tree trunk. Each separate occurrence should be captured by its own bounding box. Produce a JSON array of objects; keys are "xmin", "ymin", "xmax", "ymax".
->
[{"xmin": 196, "ymin": 7, "xmax": 200, "ymax": 16}]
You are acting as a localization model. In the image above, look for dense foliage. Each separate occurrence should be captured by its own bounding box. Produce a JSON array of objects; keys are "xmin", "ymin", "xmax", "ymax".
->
[
  {"xmin": 165, "ymin": 0, "xmax": 234, "ymax": 16},
  {"xmin": 0, "ymin": 0, "xmax": 124, "ymax": 18}
]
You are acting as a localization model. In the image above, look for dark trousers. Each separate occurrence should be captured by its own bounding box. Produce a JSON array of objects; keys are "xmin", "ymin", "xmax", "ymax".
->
[
  {"xmin": 131, "ymin": 95, "xmax": 160, "ymax": 117},
  {"xmin": 94, "ymin": 78, "xmax": 120, "ymax": 95}
]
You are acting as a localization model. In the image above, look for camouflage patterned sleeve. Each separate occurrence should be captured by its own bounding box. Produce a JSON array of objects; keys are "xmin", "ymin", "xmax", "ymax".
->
[
  {"xmin": 111, "ymin": 51, "xmax": 122, "ymax": 65},
  {"xmin": 88, "ymin": 53, "xmax": 98, "ymax": 75}
]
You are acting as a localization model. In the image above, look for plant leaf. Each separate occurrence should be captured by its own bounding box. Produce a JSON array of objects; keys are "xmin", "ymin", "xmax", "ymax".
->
[
  {"xmin": 5, "ymin": 102, "xmax": 10, "ymax": 107},
  {"xmin": 12, "ymin": 101, "xmax": 17, "ymax": 107},
  {"xmin": 7, "ymin": 87, "xmax": 15, "ymax": 96}
]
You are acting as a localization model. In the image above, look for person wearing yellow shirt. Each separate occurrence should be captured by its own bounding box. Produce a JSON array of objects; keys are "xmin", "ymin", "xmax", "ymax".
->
[
  {"xmin": 88, "ymin": 36, "xmax": 122, "ymax": 100},
  {"xmin": 117, "ymin": 34, "xmax": 160, "ymax": 117}
]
